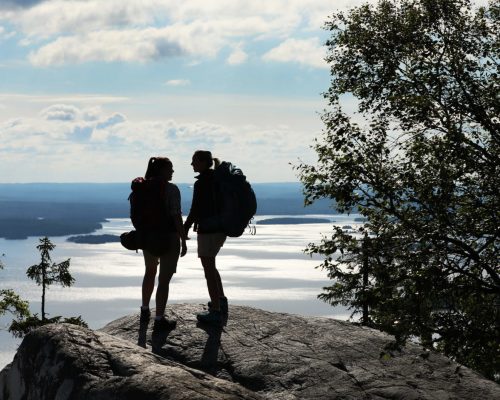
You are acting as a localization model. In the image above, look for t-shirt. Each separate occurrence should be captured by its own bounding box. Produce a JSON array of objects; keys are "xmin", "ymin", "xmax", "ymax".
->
[{"xmin": 165, "ymin": 183, "xmax": 182, "ymax": 216}]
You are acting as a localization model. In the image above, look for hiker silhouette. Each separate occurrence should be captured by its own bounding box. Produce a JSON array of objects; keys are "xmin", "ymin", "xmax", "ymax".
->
[
  {"xmin": 184, "ymin": 150, "xmax": 228, "ymax": 326},
  {"xmin": 131, "ymin": 157, "xmax": 187, "ymax": 333}
]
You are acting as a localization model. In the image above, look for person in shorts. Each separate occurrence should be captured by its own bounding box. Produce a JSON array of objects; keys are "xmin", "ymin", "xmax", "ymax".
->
[
  {"xmin": 184, "ymin": 150, "xmax": 227, "ymax": 325},
  {"xmin": 139, "ymin": 157, "xmax": 187, "ymax": 332}
]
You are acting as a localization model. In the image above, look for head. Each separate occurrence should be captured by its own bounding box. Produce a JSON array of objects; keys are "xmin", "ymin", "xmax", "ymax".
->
[
  {"xmin": 191, "ymin": 150, "xmax": 220, "ymax": 173},
  {"xmin": 145, "ymin": 157, "xmax": 174, "ymax": 181}
]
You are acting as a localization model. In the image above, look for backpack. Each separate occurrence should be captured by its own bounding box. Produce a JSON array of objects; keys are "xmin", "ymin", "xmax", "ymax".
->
[
  {"xmin": 198, "ymin": 161, "xmax": 257, "ymax": 237},
  {"xmin": 127, "ymin": 177, "xmax": 173, "ymax": 256}
]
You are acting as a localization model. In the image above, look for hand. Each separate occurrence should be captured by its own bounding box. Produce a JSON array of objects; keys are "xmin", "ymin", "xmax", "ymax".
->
[
  {"xmin": 180, "ymin": 241, "xmax": 187, "ymax": 257},
  {"xmin": 183, "ymin": 224, "xmax": 191, "ymax": 240}
]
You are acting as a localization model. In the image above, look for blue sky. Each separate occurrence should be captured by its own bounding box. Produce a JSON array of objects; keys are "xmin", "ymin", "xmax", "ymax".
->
[{"xmin": 0, "ymin": 0, "xmax": 374, "ymax": 182}]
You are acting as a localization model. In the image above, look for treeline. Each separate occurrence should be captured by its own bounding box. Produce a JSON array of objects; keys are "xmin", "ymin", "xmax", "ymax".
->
[{"xmin": 0, "ymin": 201, "xmax": 122, "ymax": 240}]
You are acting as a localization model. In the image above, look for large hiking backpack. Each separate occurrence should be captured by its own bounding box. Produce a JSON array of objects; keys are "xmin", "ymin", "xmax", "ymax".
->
[
  {"xmin": 127, "ymin": 176, "xmax": 173, "ymax": 256},
  {"xmin": 198, "ymin": 161, "xmax": 257, "ymax": 237},
  {"xmin": 129, "ymin": 176, "xmax": 171, "ymax": 231}
]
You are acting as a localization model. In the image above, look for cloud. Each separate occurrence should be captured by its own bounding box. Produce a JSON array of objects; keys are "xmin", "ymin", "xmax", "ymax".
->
[
  {"xmin": 1, "ymin": 0, "xmax": 361, "ymax": 66},
  {"xmin": 0, "ymin": 0, "xmax": 47, "ymax": 10},
  {"xmin": 227, "ymin": 44, "xmax": 248, "ymax": 65},
  {"xmin": 40, "ymin": 104, "xmax": 80, "ymax": 121},
  {"xmin": 0, "ymin": 102, "xmax": 318, "ymax": 182},
  {"xmin": 25, "ymin": 14, "xmax": 299, "ymax": 66},
  {"xmin": 263, "ymin": 37, "xmax": 327, "ymax": 69},
  {"xmin": 164, "ymin": 79, "xmax": 190, "ymax": 86},
  {"xmin": 28, "ymin": 28, "xmax": 188, "ymax": 66},
  {"xmin": 95, "ymin": 113, "xmax": 126, "ymax": 129}
]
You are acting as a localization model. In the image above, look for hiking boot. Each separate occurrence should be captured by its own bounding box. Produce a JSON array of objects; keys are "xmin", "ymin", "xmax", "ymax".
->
[
  {"xmin": 197, "ymin": 309, "xmax": 223, "ymax": 325},
  {"xmin": 207, "ymin": 296, "xmax": 229, "ymax": 315},
  {"xmin": 140, "ymin": 307, "xmax": 151, "ymax": 323},
  {"xmin": 152, "ymin": 317, "xmax": 177, "ymax": 332}
]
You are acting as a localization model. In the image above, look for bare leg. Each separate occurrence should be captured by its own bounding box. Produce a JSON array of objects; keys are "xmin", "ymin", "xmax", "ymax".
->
[
  {"xmin": 200, "ymin": 256, "xmax": 223, "ymax": 310},
  {"xmin": 142, "ymin": 254, "xmax": 158, "ymax": 308},
  {"xmin": 215, "ymin": 269, "xmax": 225, "ymax": 298},
  {"xmin": 155, "ymin": 269, "xmax": 174, "ymax": 317}
]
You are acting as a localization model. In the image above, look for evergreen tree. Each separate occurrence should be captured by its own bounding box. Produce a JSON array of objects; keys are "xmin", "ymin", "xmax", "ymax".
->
[
  {"xmin": 26, "ymin": 237, "xmax": 73, "ymax": 320},
  {"xmin": 9, "ymin": 237, "xmax": 87, "ymax": 337}
]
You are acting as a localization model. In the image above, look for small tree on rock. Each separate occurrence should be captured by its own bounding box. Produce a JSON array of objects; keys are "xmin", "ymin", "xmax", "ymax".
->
[
  {"xmin": 9, "ymin": 237, "xmax": 87, "ymax": 338},
  {"xmin": 26, "ymin": 237, "xmax": 73, "ymax": 320}
]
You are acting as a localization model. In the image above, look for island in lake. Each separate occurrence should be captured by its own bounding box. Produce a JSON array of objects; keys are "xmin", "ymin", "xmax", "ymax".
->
[
  {"xmin": 66, "ymin": 234, "xmax": 120, "ymax": 244},
  {"xmin": 257, "ymin": 217, "xmax": 331, "ymax": 225}
]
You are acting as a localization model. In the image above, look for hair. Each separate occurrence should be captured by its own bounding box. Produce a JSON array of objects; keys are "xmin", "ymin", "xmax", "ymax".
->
[
  {"xmin": 193, "ymin": 150, "xmax": 220, "ymax": 169},
  {"xmin": 145, "ymin": 157, "xmax": 173, "ymax": 179}
]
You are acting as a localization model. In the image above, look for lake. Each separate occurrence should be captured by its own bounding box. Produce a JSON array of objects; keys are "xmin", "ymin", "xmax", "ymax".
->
[{"xmin": 0, "ymin": 214, "xmax": 361, "ymax": 369}]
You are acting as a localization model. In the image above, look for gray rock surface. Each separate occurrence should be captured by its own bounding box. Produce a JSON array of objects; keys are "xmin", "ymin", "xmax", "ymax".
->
[
  {"xmin": 0, "ymin": 323, "xmax": 262, "ymax": 400},
  {"xmin": 1, "ymin": 304, "xmax": 499, "ymax": 400},
  {"xmin": 101, "ymin": 304, "xmax": 500, "ymax": 400}
]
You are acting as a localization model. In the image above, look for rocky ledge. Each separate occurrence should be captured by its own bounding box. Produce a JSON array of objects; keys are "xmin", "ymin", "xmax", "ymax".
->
[{"xmin": 1, "ymin": 304, "xmax": 499, "ymax": 399}]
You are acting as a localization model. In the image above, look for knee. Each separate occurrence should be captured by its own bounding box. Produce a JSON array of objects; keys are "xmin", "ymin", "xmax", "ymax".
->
[
  {"xmin": 158, "ymin": 272, "xmax": 173, "ymax": 287},
  {"xmin": 144, "ymin": 267, "xmax": 157, "ymax": 280},
  {"xmin": 201, "ymin": 256, "xmax": 216, "ymax": 270}
]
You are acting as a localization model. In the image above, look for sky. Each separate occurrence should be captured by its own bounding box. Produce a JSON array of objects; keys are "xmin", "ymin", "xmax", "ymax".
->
[{"xmin": 0, "ymin": 0, "xmax": 487, "ymax": 183}]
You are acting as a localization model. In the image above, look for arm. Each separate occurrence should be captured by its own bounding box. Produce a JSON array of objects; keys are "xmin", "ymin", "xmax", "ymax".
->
[
  {"xmin": 173, "ymin": 213, "xmax": 187, "ymax": 257},
  {"xmin": 167, "ymin": 184, "xmax": 187, "ymax": 256},
  {"xmin": 183, "ymin": 182, "xmax": 199, "ymax": 235}
]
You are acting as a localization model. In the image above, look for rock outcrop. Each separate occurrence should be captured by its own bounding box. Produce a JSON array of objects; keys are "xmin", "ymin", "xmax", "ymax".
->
[
  {"xmin": 1, "ymin": 304, "xmax": 499, "ymax": 399},
  {"xmin": 0, "ymin": 323, "xmax": 261, "ymax": 400}
]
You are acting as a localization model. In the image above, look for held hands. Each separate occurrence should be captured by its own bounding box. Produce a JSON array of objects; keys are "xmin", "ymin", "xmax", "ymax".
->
[
  {"xmin": 180, "ymin": 240, "xmax": 187, "ymax": 257},
  {"xmin": 183, "ymin": 223, "xmax": 191, "ymax": 240}
]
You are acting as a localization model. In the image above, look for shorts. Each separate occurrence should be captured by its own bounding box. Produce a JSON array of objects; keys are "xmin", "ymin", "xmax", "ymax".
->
[
  {"xmin": 143, "ymin": 233, "xmax": 180, "ymax": 275},
  {"xmin": 197, "ymin": 232, "xmax": 226, "ymax": 258}
]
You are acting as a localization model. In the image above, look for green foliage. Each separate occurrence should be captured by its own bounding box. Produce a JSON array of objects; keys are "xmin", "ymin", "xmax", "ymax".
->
[
  {"xmin": 0, "ymin": 289, "xmax": 30, "ymax": 321},
  {"xmin": 5, "ymin": 237, "xmax": 87, "ymax": 338},
  {"xmin": 26, "ymin": 237, "xmax": 73, "ymax": 320},
  {"xmin": 297, "ymin": 0, "xmax": 499, "ymax": 381},
  {"xmin": 0, "ymin": 258, "xmax": 30, "ymax": 323},
  {"xmin": 8, "ymin": 314, "xmax": 88, "ymax": 338}
]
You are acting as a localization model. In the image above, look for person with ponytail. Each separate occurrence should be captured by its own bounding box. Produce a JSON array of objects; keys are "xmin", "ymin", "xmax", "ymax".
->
[
  {"xmin": 139, "ymin": 157, "xmax": 187, "ymax": 332},
  {"xmin": 184, "ymin": 150, "xmax": 227, "ymax": 325}
]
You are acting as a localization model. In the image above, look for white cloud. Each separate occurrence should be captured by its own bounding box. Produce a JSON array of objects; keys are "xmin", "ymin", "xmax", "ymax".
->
[
  {"xmin": 164, "ymin": 79, "xmax": 190, "ymax": 86},
  {"xmin": 0, "ymin": 102, "xmax": 318, "ymax": 182},
  {"xmin": 28, "ymin": 28, "xmax": 188, "ymax": 66},
  {"xmin": 0, "ymin": 0, "xmax": 363, "ymax": 66},
  {"xmin": 263, "ymin": 37, "xmax": 327, "ymax": 69},
  {"xmin": 2, "ymin": 1, "xmax": 156, "ymax": 37},
  {"xmin": 40, "ymin": 104, "xmax": 80, "ymax": 120},
  {"xmin": 227, "ymin": 43, "xmax": 248, "ymax": 65},
  {"xmin": 25, "ymin": 13, "xmax": 302, "ymax": 66},
  {"xmin": 4, "ymin": 0, "xmax": 489, "ymax": 67}
]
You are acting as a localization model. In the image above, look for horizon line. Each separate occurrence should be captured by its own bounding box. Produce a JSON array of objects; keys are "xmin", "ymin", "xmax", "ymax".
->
[{"xmin": 0, "ymin": 181, "xmax": 303, "ymax": 185}]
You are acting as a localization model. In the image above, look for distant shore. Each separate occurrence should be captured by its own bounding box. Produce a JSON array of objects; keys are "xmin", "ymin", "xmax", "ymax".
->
[
  {"xmin": 0, "ymin": 182, "xmax": 339, "ymax": 240},
  {"xmin": 66, "ymin": 234, "xmax": 120, "ymax": 244},
  {"xmin": 257, "ymin": 217, "xmax": 331, "ymax": 225}
]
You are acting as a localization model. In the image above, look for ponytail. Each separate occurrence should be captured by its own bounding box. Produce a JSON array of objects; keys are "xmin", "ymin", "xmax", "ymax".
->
[{"xmin": 194, "ymin": 150, "xmax": 220, "ymax": 169}]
